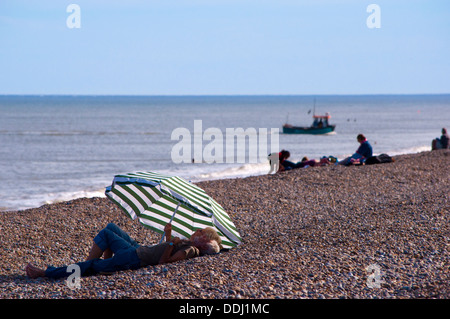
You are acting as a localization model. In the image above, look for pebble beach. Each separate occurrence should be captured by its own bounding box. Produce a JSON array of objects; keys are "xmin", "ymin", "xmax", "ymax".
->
[{"xmin": 1, "ymin": 150, "xmax": 449, "ymax": 300}]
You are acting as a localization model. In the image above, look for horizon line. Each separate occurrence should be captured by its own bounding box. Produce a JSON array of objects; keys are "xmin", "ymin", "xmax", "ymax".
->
[{"xmin": 1, "ymin": 93, "xmax": 450, "ymax": 97}]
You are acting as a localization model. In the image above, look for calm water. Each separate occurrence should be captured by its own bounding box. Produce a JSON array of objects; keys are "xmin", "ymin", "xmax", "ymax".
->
[{"xmin": 1, "ymin": 94, "xmax": 449, "ymax": 211}]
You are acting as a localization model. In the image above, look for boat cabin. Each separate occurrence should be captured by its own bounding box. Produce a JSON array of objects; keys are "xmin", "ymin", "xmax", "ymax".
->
[{"xmin": 312, "ymin": 113, "xmax": 331, "ymax": 129}]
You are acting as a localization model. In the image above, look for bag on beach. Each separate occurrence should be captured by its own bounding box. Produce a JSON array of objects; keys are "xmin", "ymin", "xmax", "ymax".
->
[{"xmin": 365, "ymin": 153, "xmax": 394, "ymax": 165}]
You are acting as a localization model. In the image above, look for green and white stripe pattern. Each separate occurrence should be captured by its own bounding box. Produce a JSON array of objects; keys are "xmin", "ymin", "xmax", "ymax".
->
[{"xmin": 105, "ymin": 171, "xmax": 241, "ymax": 249}]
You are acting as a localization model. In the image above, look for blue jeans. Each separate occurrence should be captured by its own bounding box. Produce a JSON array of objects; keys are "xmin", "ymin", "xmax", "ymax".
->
[
  {"xmin": 338, "ymin": 152, "xmax": 363, "ymax": 166},
  {"xmin": 45, "ymin": 223, "xmax": 141, "ymax": 279},
  {"xmin": 281, "ymin": 160, "xmax": 297, "ymax": 170}
]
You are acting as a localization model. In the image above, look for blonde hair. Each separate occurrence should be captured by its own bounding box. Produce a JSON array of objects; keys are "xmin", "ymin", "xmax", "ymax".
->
[
  {"xmin": 202, "ymin": 227, "xmax": 223, "ymax": 250},
  {"xmin": 191, "ymin": 227, "xmax": 223, "ymax": 254},
  {"xmin": 203, "ymin": 240, "xmax": 221, "ymax": 255}
]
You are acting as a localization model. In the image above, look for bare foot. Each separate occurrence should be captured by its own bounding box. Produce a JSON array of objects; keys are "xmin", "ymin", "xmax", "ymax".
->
[{"xmin": 25, "ymin": 263, "xmax": 46, "ymax": 278}]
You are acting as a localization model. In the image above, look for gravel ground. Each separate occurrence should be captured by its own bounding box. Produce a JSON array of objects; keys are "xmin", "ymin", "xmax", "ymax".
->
[{"xmin": 0, "ymin": 150, "xmax": 449, "ymax": 300}]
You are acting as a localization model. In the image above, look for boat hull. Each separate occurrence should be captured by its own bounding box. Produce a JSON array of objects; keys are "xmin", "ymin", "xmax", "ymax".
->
[{"xmin": 282, "ymin": 125, "xmax": 336, "ymax": 135}]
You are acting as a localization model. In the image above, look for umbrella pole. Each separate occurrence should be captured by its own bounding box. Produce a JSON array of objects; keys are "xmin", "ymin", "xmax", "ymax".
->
[{"xmin": 159, "ymin": 203, "xmax": 180, "ymax": 244}]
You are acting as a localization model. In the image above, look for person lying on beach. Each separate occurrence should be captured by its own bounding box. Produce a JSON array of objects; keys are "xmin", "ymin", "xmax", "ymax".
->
[
  {"xmin": 300, "ymin": 156, "xmax": 331, "ymax": 167},
  {"xmin": 25, "ymin": 222, "xmax": 222, "ymax": 279},
  {"xmin": 270, "ymin": 150, "xmax": 330, "ymax": 172},
  {"xmin": 338, "ymin": 134, "xmax": 373, "ymax": 166},
  {"xmin": 278, "ymin": 150, "xmax": 297, "ymax": 171}
]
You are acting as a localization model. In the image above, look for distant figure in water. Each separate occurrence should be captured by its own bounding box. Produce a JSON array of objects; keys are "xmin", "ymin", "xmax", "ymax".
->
[{"xmin": 432, "ymin": 128, "xmax": 449, "ymax": 150}]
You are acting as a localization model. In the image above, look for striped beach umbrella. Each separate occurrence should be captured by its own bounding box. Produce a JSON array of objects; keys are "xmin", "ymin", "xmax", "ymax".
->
[{"xmin": 105, "ymin": 171, "xmax": 241, "ymax": 249}]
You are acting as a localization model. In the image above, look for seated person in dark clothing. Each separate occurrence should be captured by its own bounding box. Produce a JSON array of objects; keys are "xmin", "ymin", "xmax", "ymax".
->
[
  {"xmin": 432, "ymin": 128, "xmax": 449, "ymax": 150},
  {"xmin": 25, "ymin": 222, "xmax": 222, "ymax": 279},
  {"xmin": 355, "ymin": 134, "xmax": 373, "ymax": 159},
  {"xmin": 278, "ymin": 150, "xmax": 296, "ymax": 171},
  {"xmin": 338, "ymin": 134, "xmax": 373, "ymax": 165},
  {"xmin": 277, "ymin": 150, "xmax": 306, "ymax": 171}
]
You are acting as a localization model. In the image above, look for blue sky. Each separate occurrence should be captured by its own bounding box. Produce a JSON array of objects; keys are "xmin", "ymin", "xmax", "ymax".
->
[{"xmin": 1, "ymin": 0, "xmax": 449, "ymax": 95}]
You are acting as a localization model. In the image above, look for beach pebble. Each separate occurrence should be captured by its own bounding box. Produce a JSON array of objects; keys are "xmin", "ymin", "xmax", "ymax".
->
[{"xmin": 0, "ymin": 150, "xmax": 449, "ymax": 299}]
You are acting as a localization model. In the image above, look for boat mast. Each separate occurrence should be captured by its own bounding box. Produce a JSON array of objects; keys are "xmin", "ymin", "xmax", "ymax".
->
[{"xmin": 313, "ymin": 97, "xmax": 316, "ymax": 116}]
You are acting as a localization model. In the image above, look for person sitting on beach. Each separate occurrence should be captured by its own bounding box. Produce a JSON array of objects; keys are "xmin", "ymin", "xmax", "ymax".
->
[
  {"xmin": 25, "ymin": 222, "xmax": 222, "ymax": 279},
  {"xmin": 338, "ymin": 134, "xmax": 373, "ymax": 166},
  {"xmin": 278, "ymin": 150, "xmax": 296, "ymax": 171},
  {"xmin": 268, "ymin": 150, "xmax": 297, "ymax": 173},
  {"xmin": 432, "ymin": 128, "xmax": 449, "ymax": 150},
  {"xmin": 277, "ymin": 150, "xmax": 307, "ymax": 171}
]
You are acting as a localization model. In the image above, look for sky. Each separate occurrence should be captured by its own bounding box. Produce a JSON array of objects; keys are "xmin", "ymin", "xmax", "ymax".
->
[{"xmin": 0, "ymin": 0, "xmax": 449, "ymax": 95}]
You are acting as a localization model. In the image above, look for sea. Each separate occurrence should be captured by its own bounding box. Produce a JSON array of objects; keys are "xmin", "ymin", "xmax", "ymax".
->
[{"xmin": 1, "ymin": 94, "xmax": 449, "ymax": 212}]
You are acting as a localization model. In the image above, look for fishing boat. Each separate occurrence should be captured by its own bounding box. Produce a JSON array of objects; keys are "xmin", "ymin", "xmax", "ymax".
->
[
  {"xmin": 282, "ymin": 113, "xmax": 336, "ymax": 134},
  {"xmin": 282, "ymin": 98, "xmax": 336, "ymax": 134}
]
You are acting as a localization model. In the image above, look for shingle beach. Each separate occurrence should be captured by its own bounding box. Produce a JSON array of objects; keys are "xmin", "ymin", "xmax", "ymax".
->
[{"xmin": 1, "ymin": 150, "xmax": 449, "ymax": 299}]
